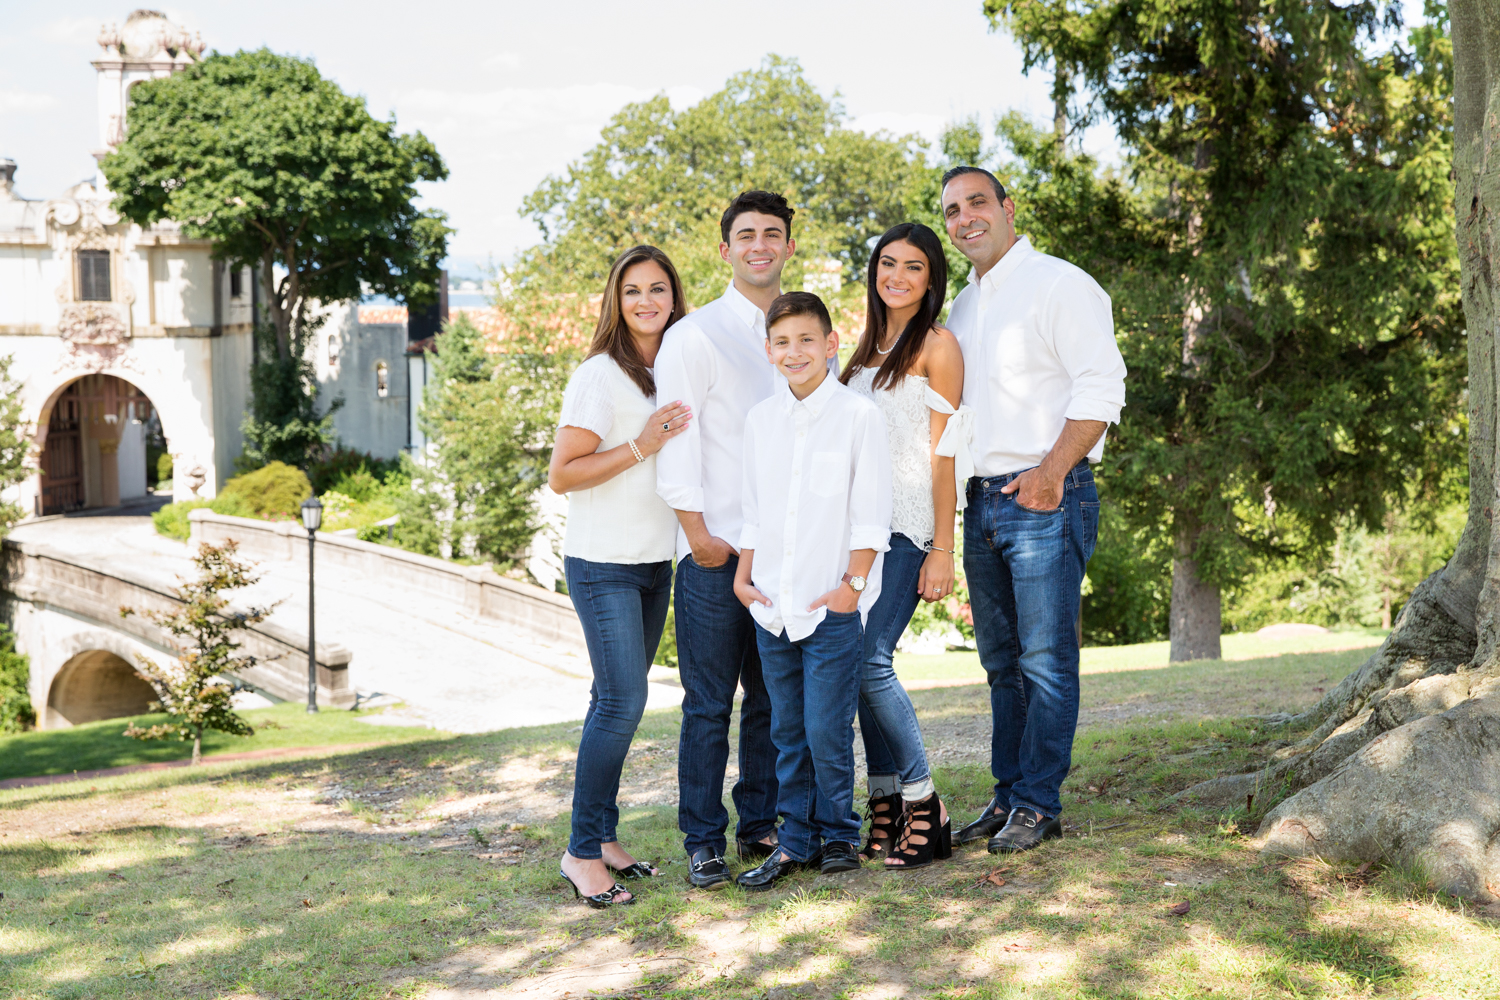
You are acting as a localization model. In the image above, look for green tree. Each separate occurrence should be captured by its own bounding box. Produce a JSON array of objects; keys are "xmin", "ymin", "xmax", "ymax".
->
[
  {"xmin": 518, "ymin": 56, "xmax": 932, "ymax": 305},
  {"xmin": 119, "ymin": 541, "xmax": 273, "ymax": 765},
  {"xmin": 987, "ymin": 0, "xmax": 1466, "ymax": 660},
  {"xmin": 396, "ymin": 310, "xmax": 576, "ymax": 566},
  {"xmin": 101, "ymin": 48, "xmax": 451, "ymax": 469},
  {"xmin": 0, "ymin": 355, "xmax": 30, "ymax": 531},
  {"xmin": 0, "ymin": 625, "xmax": 34, "ymax": 734}
]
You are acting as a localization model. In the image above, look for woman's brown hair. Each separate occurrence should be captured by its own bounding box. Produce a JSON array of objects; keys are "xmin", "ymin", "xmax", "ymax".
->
[
  {"xmin": 588, "ymin": 245, "xmax": 689, "ymax": 397},
  {"xmin": 840, "ymin": 222, "xmax": 948, "ymax": 390}
]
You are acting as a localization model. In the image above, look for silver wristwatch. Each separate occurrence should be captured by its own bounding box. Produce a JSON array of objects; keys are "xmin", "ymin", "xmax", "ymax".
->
[{"xmin": 842, "ymin": 572, "xmax": 867, "ymax": 593}]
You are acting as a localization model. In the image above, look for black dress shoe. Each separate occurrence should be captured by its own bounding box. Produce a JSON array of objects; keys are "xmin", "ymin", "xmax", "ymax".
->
[
  {"xmin": 735, "ymin": 850, "xmax": 813, "ymax": 891},
  {"xmin": 737, "ymin": 831, "xmax": 779, "ymax": 860},
  {"xmin": 685, "ymin": 848, "xmax": 732, "ymax": 890},
  {"xmin": 987, "ymin": 808, "xmax": 1063, "ymax": 854},
  {"xmin": 956, "ymin": 796, "xmax": 1010, "ymax": 845},
  {"xmin": 819, "ymin": 841, "xmax": 861, "ymax": 874}
]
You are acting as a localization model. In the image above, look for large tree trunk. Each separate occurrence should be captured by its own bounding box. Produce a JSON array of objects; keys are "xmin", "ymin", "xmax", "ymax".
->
[
  {"xmin": 1180, "ymin": 0, "xmax": 1500, "ymax": 902},
  {"xmin": 1170, "ymin": 522, "xmax": 1222, "ymax": 662}
]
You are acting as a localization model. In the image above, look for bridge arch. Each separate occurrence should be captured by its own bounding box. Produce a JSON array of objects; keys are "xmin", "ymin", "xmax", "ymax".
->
[{"xmin": 42, "ymin": 630, "xmax": 161, "ymax": 729}]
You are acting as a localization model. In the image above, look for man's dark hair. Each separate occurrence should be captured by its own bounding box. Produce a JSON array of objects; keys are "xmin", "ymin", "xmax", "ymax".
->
[
  {"xmin": 940, "ymin": 165, "xmax": 1008, "ymax": 204},
  {"xmin": 766, "ymin": 291, "xmax": 832, "ymax": 335},
  {"xmin": 720, "ymin": 190, "xmax": 795, "ymax": 244}
]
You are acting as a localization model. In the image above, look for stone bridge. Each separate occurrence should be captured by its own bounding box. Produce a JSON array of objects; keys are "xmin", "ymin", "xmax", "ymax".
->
[{"xmin": 3, "ymin": 509, "xmax": 683, "ymax": 734}]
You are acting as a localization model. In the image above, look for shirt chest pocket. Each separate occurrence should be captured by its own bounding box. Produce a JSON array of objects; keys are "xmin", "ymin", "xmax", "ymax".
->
[{"xmin": 810, "ymin": 451, "xmax": 848, "ymax": 499}]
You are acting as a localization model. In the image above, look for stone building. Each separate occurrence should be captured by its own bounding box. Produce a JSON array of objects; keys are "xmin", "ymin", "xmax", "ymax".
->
[{"xmin": 0, "ymin": 10, "xmax": 412, "ymax": 518}]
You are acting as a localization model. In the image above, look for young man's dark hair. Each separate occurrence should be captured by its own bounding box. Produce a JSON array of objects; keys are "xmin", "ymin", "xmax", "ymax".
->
[
  {"xmin": 940, "ymin": 166, "xmax": 1008, "ymax": 204},
  {"xmin": 766, "ymin": 291, "xmax": 832, "ymax": 334},
  {"xmin": 721, "ymin": 190, "xmax": 795, "ymax": 244}
]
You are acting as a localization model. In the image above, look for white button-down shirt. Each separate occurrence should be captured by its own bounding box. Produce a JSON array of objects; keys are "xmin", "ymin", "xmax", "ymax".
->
[
  {"xmin": 740, "ymin": 373, "xmax": 892, "ymax": 641},
  {"xmin": 655, "ymin": 283, "xmax": 782, "ymax": 562},
  {"xmin": 947, "ymin": 236, "xmax": 1127, "ymax": 477}
]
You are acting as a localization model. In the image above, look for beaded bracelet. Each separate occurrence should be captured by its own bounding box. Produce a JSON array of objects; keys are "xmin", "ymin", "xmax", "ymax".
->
[{"xmin": 628, "ymin": 439, "xmax": 646, "ymax": 463}]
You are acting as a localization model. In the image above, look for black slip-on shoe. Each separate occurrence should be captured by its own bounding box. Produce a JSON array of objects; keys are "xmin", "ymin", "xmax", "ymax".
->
[
  {"xmin": 685, "ymin": 848, "xmax": 732, "ymax": 890},
  {"xmin": 736, "ymin": 851, "xmax": 814, "ymax": 892},
  {"xmin": 819, "ymin": 841, "xmax": 861, "ymax": 874},
  {"xmin": 737, "ymin": 830, "xmax": 779, "ymax": 861},
  {"xmin": 956, "ymin": 796, "xmax": 1010, "ymax": 845},
  {"xmin": 987, "ymin": 808, "xmax": 1063, "ymax": 854}
]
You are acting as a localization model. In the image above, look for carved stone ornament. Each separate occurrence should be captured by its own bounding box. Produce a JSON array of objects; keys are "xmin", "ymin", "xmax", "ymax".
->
[{"xmin": 58, "ymin": 303, "xmax": 128, "ymax": 346}]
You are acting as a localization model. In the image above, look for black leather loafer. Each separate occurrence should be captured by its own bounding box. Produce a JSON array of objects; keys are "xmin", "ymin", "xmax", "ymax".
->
[
  {"xmin": 737, "ymin": 831, "xmax": 779, "ymax": 861},
  {"xmin": 819, "ymin": 841, "xmax": 861, "ymax": 874},
  {"xmin": 956, "ymin": 796, "xmax": 1010, "ymax": 845},
  {"xmin": 987, "ymin": 808, "xmax": 1063, "ymax": 854},
  {"xmin": 735, "ymin": 850, "xmax": 813, "ymax": 892},
  {"xmin": 685, "ymin": 848, "xmax": 732, "ymax": 890}
]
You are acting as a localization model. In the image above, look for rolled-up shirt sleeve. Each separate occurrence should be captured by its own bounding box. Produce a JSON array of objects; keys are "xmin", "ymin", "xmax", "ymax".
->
[
  {"xmin": 1048, "ymin": 273, "xmax": 1127, "ymax": 426},
  {"xmin": 739, "ymin": 418, "xmax": 760, "ymax": 551},
  {"xmin": 654, "ymin": 323, "xmax": 713, "ymax": 512},
  {"xmin": 847, "ymin": 405, "xmax": 892, "ymax": 554}
]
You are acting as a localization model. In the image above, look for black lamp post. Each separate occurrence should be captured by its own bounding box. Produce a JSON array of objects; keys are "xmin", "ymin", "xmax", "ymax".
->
[{"xmin": 300, "ymin": 495, "xmax": 323, "ymax": 713}]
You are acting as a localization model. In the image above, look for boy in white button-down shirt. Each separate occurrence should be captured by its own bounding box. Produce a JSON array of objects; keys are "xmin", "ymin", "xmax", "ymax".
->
[{"xmin": 732, "ymin": 292, "xmax": 892, "ymax": 889}]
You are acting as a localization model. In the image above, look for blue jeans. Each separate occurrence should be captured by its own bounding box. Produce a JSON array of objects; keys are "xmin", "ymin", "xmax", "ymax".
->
[
  {"xmin": 754, "ymin": 612, "xmax": 865, "ymax": 861},
  {"xmin": 963, "ymin": 461, "xmax": 1099, "ymax": 818},
  {"xmin": 857, "ymin": 533, "xmax": 933, "ymax": 795},
  {"xmin": 564, "ymin": 556, "xmax": 673, "ymax": 860},
  {"xmin": 675, "ymin": 554, "xmax": 780, "ymax": 857}
]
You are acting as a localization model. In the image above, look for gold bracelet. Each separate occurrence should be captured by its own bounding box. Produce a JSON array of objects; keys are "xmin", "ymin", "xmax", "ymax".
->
[{"xmin": 628, "ymin": 439, "xmax": 645, "ymax": 463}]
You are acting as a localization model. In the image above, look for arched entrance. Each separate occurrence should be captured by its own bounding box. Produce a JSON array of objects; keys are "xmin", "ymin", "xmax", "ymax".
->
[
  {"xmin": 38, "ymin": 374, "xmax": 156, "ymax": 515},
  {"xmin": 44, "ymin": 649, "xmax": 158, "ymax": 728}
]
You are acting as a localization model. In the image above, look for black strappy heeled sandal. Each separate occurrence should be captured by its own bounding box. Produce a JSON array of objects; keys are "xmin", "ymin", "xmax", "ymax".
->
[
  {"xmin": 859, "ymin": 792, "xmax": 904, "ymax": 862},
  {"xmin": 608, "ymin": 861, "xmax": 659, "ymax": 880},
  {"xmin": 560, "ymin": 868, "xmax": 636, "ymax": 909},
  {"xmin": 884, "ymin": 792, "xmax": 952, "ymax": 870}
]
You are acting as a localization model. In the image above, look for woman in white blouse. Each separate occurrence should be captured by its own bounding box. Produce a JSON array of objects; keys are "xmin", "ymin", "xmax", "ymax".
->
[
  {"xmin": 841, "ymin": 222, "xmax": 969, "ymax": 869},
  {"xmin": 548, "ymin": 245, "xmax": 692, "ymax": 908}
]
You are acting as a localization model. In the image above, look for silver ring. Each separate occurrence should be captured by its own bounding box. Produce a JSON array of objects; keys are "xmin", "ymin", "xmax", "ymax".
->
[{"xmin": 662, "ymin": 422, "xmax": 670, "ymax": 431}]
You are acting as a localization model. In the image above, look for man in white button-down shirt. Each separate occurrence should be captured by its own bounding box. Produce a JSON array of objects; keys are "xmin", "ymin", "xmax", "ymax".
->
[
  {"xmin": 655, "ymin": 191, "xmax": 796, "ymax": 887},
  {"xmin": 940, "ymin": 167, "xmax": 1127, "ymax": 855}
]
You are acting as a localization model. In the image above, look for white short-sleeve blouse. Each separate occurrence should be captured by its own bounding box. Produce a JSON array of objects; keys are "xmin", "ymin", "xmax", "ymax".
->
[{"xmin": 557, "ymin": 354, "xmax": 678, "ymax": 564}]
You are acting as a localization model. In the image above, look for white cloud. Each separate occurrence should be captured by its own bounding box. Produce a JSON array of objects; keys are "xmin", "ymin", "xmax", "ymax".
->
[
  {"xmin": 484, "ymin": 51, "xmax": 522, "ymax": 71},
  {"xmin": 39, "ymin": 17, "xmax": 101, "ymax": 45},
  {"xmin": 0, "ymin": 90, "xmax": 58, "ymax": 113}
]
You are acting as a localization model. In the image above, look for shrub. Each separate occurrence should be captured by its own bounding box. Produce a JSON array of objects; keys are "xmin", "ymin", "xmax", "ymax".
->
[
  {"xmin": 150, "ymin": 491, "xmax": 260, "ymax": 540},
  {"xmin": 308, "ymin": 446, "xmax": 399, "ymax": 496},
  {"xmin": 0, "ymin": 624, "xmax": 34, "ymax": 733},
  {"xmin": 329, "ymin": 468, "xmax": 381, "ymax": 503},
  {"xmin": 156, "ymin": 451, "xmax": 173, "ymax": 483},
  {"xmin": 219, "ymin": 461, "xmax": 312, "ymax": 520}
]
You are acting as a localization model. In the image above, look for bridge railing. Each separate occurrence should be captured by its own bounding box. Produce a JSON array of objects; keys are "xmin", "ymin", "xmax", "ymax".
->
[{"xmin": 187, "ymin": 510, "xmax": 587, "ymax": 656}]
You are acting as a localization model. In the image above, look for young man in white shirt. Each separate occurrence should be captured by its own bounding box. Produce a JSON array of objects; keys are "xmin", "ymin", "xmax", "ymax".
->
[
  {"xmin": 655, "ymin": 191, "xmax": 795, "ymax": 888},
  {"xmin": 941, "ymin": 167, "xmax": 1128, "ymax": 854},
  {"xmin": 732, "ymin": 292, "xmax": 893, "ymax": 889}
]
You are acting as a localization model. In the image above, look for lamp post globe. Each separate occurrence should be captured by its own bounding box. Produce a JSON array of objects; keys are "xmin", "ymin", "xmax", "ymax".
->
[{"xmin": 301, "ymin": 496, "xmax": 322, "ymax": 711}]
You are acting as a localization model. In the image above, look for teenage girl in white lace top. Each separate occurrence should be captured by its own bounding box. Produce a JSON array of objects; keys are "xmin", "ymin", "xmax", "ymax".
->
[
  {"xmin": 841, "ymin": 222, "xmax": 971, "ymax": 869},
  {"xmin": 548, "ymin": 245, "xmax": 693, "ymax": 908}
]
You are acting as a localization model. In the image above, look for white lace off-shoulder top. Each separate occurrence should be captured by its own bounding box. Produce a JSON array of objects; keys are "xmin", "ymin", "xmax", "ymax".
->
[{"xmin": 847, "ymin": 365, "xmax": 975, "ymax": 547}]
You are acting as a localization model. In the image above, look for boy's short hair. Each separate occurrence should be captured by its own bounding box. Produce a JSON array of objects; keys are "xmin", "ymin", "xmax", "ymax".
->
[
  {"xmin": 721, "ymin": 190, "xmax": 795, "ymax": 244},
  {"xmin": 766, "ymin": 291, "xmax": 832, "ymax": 336}
]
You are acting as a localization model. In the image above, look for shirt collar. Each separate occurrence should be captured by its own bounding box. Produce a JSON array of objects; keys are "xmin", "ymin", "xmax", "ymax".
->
[
  {"xmin": 722, "ymin": 280, "xmax": 767, "ymax": 335},
  {"xmin": 966, "ymin": 235, "xmax": 1033, "ymax": 291},
  {"xmin": 779, "ymin": 368, "xmax": 838, "ymax": 415}
]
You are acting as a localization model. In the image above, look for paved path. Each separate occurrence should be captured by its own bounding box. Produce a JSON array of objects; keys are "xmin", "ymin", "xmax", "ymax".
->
[{"xmin": 10, "ymin": 516, "xmax": 683, "ymax": 734}]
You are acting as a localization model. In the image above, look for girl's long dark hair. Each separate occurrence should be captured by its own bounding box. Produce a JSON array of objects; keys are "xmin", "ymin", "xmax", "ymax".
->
[
  {"xmin": 588, "ymin": 245, "xmax": 689, "ymax": 397},
  {"xmin": 840, "ymin": 222, "xmax": 948, "ymax": 390}
]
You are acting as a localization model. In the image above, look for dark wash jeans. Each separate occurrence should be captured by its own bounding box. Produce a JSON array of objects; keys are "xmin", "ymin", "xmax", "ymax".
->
[
  {"xmin": 858, "ymin": 533, "xmax": 934, "ymax": 790},
  {"xmin": 754, "ymin": 611, "xmax": 865, "ymax": 861},
  {"xmin": 963, "ymin": 461, "xmax": 1099, "ymax": 818},
  {"xmin": 675, "ymin": 554, "xmax": 779, "ymax": 857},
  {"xmin": 563, "ymin": 556, "xmax": 673, "ymax": 860}
]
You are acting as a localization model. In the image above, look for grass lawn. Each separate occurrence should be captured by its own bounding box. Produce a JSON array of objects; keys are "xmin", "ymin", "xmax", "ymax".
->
[
  {"xmin": 0, "ymin": 702, "xmax": 443, "ymax": 782},
  {"xmin": 894, "ymin": 626, "xmax": 1387, "ymax": 686},
  {"xmin": 2, "ymin": 640, "xmax": 1497, "ymax": 999}
]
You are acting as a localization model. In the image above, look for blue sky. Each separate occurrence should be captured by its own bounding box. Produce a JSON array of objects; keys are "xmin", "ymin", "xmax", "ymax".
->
[{"xmin": 0, "ymin": 1, "xmax": 1428, "ymax": 276}]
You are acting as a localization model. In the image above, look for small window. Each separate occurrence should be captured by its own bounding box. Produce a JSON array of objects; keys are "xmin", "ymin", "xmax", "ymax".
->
[
  {"xmin": 230, "ymin": 267, "xmax": 243, "ymax": 298},
  {"xmin": 78, "ymin": 250, "xmax": 111, "ymax": 301},
  {"xmin": 375, "ymin": 361, "xmax": 389, "ymax": 398}
]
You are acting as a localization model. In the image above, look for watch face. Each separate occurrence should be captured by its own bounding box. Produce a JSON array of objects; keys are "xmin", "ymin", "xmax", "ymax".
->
[{"xmin": 850, "ymin": 576, "xmax": 866, "ymax": 592}]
